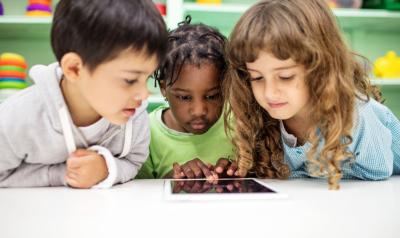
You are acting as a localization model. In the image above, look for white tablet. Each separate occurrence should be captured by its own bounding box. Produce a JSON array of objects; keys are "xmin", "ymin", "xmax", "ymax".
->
[{"xmin": 164, "ymin": 178, "xmax": 287, "ymax": 201}]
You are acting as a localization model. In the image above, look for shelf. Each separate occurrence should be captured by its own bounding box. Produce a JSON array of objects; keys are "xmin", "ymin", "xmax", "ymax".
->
[
  {"xmin": 333, "ymin": 9, "xmax": 400, "ymax": 18},
  {"xmin": 0, "ymin": 16, "xmax": 52, "ymax": 39},
  {"xmin": 0, "ymin": 15, "xmax": 168, "ymax": 39},
  {"xmin": 183, "ymin": 3, "xmax": 400, "ymax": 31},
  {"xmin": 0, "ymin": 16, "xmax": 52, "ymax": 24},
  {"xmin": 184, "ymin": 3, "xmax": 249, "ymax": 13},
  {"xmin": 335, "ymin": 9, "xmax": 400, "ymax": 30},
  {"xmin": 371, "ymin": 79, "xmax": 400, "ymax": 85},
  {"xmin": 148, "ymin": 95, "xmax": 165, "ymax": 104},
  {"xmin": 184, "ymin": 3, "xmax": 400, "ymax": 17}
]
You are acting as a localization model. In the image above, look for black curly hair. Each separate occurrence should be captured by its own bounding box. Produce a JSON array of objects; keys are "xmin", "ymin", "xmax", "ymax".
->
[{"xmin": 154, "ymin": 16, "xmax": 227, "ymax": 88}]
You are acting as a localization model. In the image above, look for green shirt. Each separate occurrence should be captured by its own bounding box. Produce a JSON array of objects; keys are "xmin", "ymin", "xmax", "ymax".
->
[{"xmin": 135, "ymin": 105, "xmax": 234, "ymax": 179}]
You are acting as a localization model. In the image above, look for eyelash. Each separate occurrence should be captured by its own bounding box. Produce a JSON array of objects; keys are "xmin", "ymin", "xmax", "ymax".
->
[
  {"xmin": 279, "ymin": 75, "xmax": 295, "ymax": 80},
  {"xmin": 124, "ymin": 79, "xmax": 138, "ymax": 85},
  {"xmin": 205, "ymin": 93, "xmax": 220, "ymax": 100},
  {"xmin": 250, "ymin": 76, "xmax": 263, "ymax": 81},
  {"xmin": 176, "ymin": 95, "xmax": 191, "ymax": 101},
  {"xmin": 175, "ymin": 93, "xmax": 220, "ymax": 102},
  {"xmin": 250, "ymin": 75, "xmax": 295, "ymax": 81}
]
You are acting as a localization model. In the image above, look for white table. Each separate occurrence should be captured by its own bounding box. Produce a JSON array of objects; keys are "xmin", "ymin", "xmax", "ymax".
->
[{"xmin": 1, "ymin": 177, "xmax": 399, "ymax": 238}]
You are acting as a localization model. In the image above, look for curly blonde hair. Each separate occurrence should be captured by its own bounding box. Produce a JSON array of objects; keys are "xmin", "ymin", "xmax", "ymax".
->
[{"xmin": 223, "ymin": 0, "xmax": 382, "ymax": 189}]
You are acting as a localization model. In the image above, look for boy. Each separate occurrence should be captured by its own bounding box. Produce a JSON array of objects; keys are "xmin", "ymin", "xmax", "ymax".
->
[{"xmin": 0, "ymin": 0, "xmax": 167, "ymax": 188}]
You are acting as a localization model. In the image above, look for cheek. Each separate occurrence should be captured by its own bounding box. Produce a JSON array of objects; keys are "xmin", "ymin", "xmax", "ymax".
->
[
  {"xmin": 289, "ymin": 86, "xmax": 309, "ymax": 109},
  {"xmin": 94, "ymin": 85, "xmax": 128, "ymax": 109},
  {"xmin": 170, "ymin": 102, "xmax": 188, "ymax": 121},
  {"xmin": 251, "ymin": 85, "xmax": 265, "ymax": 104},
  {"xmin": 209, "ymin": 101, "xmax": 223, "ymax": 116},
  {"xmin": 297, "ymin": 83, "xmax": 309, "ymax": 103}
]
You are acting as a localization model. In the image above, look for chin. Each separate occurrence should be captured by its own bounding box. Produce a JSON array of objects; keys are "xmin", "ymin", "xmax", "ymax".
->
[
  {"xmin": 267, "ymin": 112, "xmax": 292, "ymax": 120},
  {"xmin": 188, "ymin": 127, "xmax": 210, "ymax": 135},
  {"xmin": 108, "ymin": 116, "xmax": 129, "ymax": 126},
  {"xmin": 191, "ymin": 130, "xmax": 207, "ymax": 135}
]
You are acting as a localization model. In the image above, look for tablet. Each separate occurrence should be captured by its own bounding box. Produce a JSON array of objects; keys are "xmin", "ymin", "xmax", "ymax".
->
[{"xmin": 164, "ymin": 178, "xmax": 287, "ymax": 201}]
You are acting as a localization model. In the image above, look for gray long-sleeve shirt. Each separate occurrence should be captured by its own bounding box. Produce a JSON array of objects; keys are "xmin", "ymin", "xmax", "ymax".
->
[{"xmin": 0, "ymin": 63, "xmax": 150, "ymax": 187}]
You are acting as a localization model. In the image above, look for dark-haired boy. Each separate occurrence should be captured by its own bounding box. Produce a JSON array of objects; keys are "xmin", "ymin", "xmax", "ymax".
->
[{"xmin": 0, "ymin": 0, "xmax": 167, "ymax": 188}]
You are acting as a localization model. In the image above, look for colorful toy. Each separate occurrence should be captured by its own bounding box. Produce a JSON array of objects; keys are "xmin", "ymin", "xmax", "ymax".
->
[
  {"xmin": 0, "ymin": 1, "xmax": 4, "ymax": 16},
  {"xmin": 26, "ymin": 0, "xmax": 52, "ymax": 17},
  {"xmin": 326, "ymin": 0, "xmax": 363, "ymax": 8},
  {"xmin": 0, "ymin": 53, "xmax": 28, "ymax": 92},
  {"xmin": 374, "ymin": 51, "xmax": 400, "ymax": 79},
  {"xmin": 155, "ymin": 3, "xmax": 166, "ymax": 16}
]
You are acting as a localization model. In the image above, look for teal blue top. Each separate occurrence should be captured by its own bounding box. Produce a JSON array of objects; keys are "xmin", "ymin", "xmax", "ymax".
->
[{"xmin": 281, "ymin": 99, "xmax": 400, "ymax": 180}]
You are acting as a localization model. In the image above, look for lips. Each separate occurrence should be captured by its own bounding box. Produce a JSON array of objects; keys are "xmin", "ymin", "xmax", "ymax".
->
[
  {"xmin": 190, "ymin": 120, "xmax": 208, "ymax": 131},
  {"xmin": 268, "ymin": 102, "xmax": 287, "ymax": 109},
  {"xmin": 122, "ymin": 108, "xmax": 136, "ymax": 117}
]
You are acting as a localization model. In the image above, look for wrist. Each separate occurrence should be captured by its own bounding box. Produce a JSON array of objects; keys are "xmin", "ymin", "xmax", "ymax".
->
[{"xmin": 88, "ymin": 145, "xmax": 118, "ymax": 188}]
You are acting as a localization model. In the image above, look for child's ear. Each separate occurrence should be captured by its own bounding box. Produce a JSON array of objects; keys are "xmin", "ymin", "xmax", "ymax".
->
[
  {"xmin": 159, "ymin": 80, "xmax": 167, "ymax": 97},
  {"xmin": 60, "ymin": 53, "xmax": 84, "ymax": 83}
]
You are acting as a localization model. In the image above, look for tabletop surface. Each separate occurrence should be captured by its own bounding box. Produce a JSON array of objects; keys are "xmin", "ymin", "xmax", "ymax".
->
[{"xmin": 1, "ymin": 176, "xmax": 399, "ymax": 238}]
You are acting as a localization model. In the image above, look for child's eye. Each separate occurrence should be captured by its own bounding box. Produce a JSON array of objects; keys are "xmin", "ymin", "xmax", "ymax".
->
[
  {"xmin": 205, "ymin": 93, "xmax": 221, "ymax": 101},
  {"xmin": 124, "ymin": 79, "xmax": 138, "ymax": 85},
  {"xmin": 250, "ymin": 76, "xmax": 263, "ymax": 81},
  {"xmin": 176, "ymin": 95, "xmax": 192, "ymax": 101}
]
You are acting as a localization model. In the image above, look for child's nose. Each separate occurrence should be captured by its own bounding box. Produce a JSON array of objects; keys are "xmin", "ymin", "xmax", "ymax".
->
[
  {"xmin": 263, "ymin": 80, "xmax": 279, "ymax": 99},
  {"xmin": 191, "ymin": 101, "xmax": 207, "ymax": 117},
  {"xmin": 133, "ymin": 84, "xmax": 150, "ymax": 101}
]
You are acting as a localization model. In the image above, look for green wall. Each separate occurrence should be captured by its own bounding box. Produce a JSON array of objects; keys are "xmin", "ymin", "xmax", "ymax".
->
[{"xmin": 1, "ymin": 0, "xmax": 399, "ymax": 116}]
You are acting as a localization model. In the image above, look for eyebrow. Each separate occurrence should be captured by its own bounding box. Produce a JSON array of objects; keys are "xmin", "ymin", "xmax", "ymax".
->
[
  {"xmin": 247, "ymin": 64, "xmax": 298, "ymax": 72},
  {"xmin": 171, "ymin": 86, "xmax": 220, "ymax": 93},
  {"xmin": 122, "ymin": 69, "xmax": 148, "ymax": 75},
  {"xmin": 171, "ymin": 88, "xmax": 190, "ymax": 93}
]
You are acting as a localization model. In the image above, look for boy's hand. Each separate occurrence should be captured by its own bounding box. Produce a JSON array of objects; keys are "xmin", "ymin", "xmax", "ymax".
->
[
  {"xmin": 169, "ymin": 158, "xmax": 218, "ymax": 181},
  {"xmin": 65, "ymin": 149, "xmax": 109, "ymax": 189},
  {"xmin": 214, "ymin": 157, "xmax": 240, "ymax": 178}
]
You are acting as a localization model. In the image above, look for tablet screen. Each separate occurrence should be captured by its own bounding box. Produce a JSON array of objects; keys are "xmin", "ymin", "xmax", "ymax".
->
[{"xmin": 170, "ymin": 178, "xmax": 277, "ymax": 194}]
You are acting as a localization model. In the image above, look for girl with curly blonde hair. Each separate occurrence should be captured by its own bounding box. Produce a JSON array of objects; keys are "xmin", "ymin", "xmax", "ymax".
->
[{"xmin": 224, "ymin": 0, "xmax": 400, "ymax": 189}]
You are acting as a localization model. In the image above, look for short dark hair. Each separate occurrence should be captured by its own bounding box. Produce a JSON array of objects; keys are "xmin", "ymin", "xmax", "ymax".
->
[
  {"xmin": 155, "ymin": 16, "xmax": 227, "ymax": 87},
  {"xmin": 51, "ymin": 0, "xmax": 167, "ymax": 71}
]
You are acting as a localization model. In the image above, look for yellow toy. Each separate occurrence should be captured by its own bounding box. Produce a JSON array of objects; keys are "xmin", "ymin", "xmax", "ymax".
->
[
  {"xmin": 26, "ymin": 11, "xmax": 52, "ymax": 17},
  {"xmin": 26, "ymin": 0, "xmax": 52, "ymax": 17},
  {"xmin": 0, "ymin": 53, "xmax": 26, "ymax": 62},
  {"xmin": 374, "ymin": 51, "xmax": 400, "ymax": 79},
  {"xmin": 196, "ymin": 0, "xmax": 222, "ymax": 4}
]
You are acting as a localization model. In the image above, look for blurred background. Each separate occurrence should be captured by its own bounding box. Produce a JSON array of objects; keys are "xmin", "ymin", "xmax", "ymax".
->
[{"xmin": 0, "ymin": 0, "xmax": 399, "ymax": 115}]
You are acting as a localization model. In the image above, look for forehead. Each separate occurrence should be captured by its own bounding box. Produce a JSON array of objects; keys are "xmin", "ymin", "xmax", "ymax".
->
[
  {"xmin": 246, "ymin": 51, "xmax": 298, "ymax": 72},
  {"xmin": 99, "ymin": 47, "xmax": 158, "ymax": 73},
  {"xmin": 170, "ymin": 63, "xmax": 220, "ymax": 91}
]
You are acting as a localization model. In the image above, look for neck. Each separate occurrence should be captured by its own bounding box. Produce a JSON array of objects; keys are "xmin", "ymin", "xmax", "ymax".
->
[
  {"xmin": 60, "ymin": 78, "xmax": 101, "ymax": 127},
  {"xmin": 283, "ymin": 114, "xmax": 310, "ymax": 146},
  {"xmin": 162, "ymin": 108, "xmax": 187, "ymax": 133}
]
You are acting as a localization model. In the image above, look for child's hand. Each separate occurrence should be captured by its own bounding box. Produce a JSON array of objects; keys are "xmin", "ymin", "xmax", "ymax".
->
[
  {"xmin": 171, "ymin": 158, "xmax": 218, "ymax": 181},
  {"xmin": 214, "ymin": 157, "xmax": 240, "ymax": 178},
  {"xmin": 65, "ymin": 149, "xmax": 109, "ymax": 189}
]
